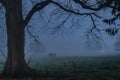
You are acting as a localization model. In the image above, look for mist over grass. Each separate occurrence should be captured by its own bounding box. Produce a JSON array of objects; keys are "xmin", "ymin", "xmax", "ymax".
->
[
  {"xmin": 27, "ymin": 56, "xmax": 120, "ymax": 80},
  {"xmin": 1, "ymin": 55, "xmax": 120, "ymax": 79},
  {"xmin": 28, "ymin": 50, "xmax": 120, "ymax": 59}
]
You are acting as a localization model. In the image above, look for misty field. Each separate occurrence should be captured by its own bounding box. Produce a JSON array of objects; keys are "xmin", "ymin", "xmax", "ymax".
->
[
  {"xmin": 26, "ymin": 56, "xmax": 120, "ymax": 80},
  {"xmin": 1, "ymin": 56, "xmax": 120, "ymax": 80}
]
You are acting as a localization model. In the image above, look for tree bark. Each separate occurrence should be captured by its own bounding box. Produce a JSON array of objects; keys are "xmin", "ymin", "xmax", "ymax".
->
[{"xmin": 1, "ymin": 0, "xmax": 35, "ymax": 78}]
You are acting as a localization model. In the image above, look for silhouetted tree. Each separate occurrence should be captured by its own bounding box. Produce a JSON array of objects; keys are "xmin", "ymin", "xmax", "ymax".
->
[{"xmin": 0, "ymin": 0, "xmax": 119, "ymax": 77}]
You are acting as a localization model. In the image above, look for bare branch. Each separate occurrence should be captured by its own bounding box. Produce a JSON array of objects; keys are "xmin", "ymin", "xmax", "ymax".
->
[
  {"xmin": 73, "ymin": 0, "xmax": 113, "ymax": 11},
  {"xmin": 26, "ymin": 25, "xmax": 41, "ymax": 45},
  {"xmin": 86, "ymin": 14, "xmax": 105, "ymax": 48},
  {"xmin": 51, "ymin": 1, "xmax": 95, "ymax": 16},
  {"xmin": 24, "ymin": 0, "xmax": 51, "ymax": 27},
  {"xmin": 51, "ymin": 13, "xmax": 72, "ymax": 34}
]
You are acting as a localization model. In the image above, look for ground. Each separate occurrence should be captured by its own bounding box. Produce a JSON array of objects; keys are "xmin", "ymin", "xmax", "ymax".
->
[{"xmin": 1, "ymin": 56, "xmax": 120, "ymax": 80}]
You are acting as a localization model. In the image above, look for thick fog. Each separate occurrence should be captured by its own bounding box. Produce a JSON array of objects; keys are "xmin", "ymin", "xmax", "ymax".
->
[{"xmin": 26, "ymin": 29, "xmax": 119, "ymax": 57}]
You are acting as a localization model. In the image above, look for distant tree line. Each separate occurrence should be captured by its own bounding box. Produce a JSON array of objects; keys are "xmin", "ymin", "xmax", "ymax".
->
[{"xmin": 48, "ymin": 53, "xmax": 56, "ymax": 57}]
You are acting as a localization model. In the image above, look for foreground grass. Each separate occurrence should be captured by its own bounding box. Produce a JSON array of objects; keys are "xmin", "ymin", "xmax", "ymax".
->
[
  {"xmin": 1, "ymin": 56, "xmax": 120, "ymax": 80},
  {"xmin": 28, "ymin": 56, "xmax": 120, "ymax": 80}
]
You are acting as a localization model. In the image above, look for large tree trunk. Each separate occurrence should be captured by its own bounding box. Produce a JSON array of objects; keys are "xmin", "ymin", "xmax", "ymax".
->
[{"xmin": 1, "ymin": 0, "xmax": 35, "ymax": 77}]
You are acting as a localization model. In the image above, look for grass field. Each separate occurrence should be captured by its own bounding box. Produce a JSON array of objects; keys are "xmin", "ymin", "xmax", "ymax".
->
[
  {"xmin": 1, "ymin": 56, "xmax": 120, "ymax": 80},
  {"xmin": 26, "ymin": 56, "xmax": 120, "ymax": 80}
]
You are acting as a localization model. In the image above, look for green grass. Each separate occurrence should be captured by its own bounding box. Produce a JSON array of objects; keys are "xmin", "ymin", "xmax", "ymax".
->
[
  {"xmin": 27, "ymin": 56, "xmax": 120, "ymax": 80},
  {"xmin": 1, "ymin": 56, "xmax": 120, "ymax": 80}
]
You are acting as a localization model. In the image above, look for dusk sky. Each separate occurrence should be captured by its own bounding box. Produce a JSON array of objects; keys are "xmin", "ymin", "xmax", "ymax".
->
[
  {"xmin": 23, "ymin": 0, "xmax": 120, "ymax": 57},
  {"xmin": 0, "ymin": 0, "xmax": 120, "ymax": 58}
]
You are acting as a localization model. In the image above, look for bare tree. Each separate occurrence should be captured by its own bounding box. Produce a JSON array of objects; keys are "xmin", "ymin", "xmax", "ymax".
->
[{"xmin": 0, "ymin": 0, "xmax": 119, "ymax": 77}]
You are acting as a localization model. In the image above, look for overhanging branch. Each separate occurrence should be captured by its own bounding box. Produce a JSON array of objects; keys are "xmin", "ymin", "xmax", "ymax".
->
[
  {"xmin": 73, "ymin": 0, "xmax": 113, "ymax": 11},
  {"xmin": 51, "ymin": 1, "xmax": 95, "ymax": 16},
  {"xmin": 23, "ymin": 0, "xmax": 51, "ymax": 27}
]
